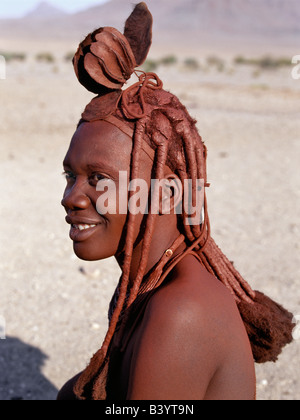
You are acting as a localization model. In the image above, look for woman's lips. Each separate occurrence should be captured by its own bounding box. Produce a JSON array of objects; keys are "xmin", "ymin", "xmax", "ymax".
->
[
  {"xmin": 69, "ymin": 223, "xmax": 101, "ymax": 242},
  {"xmin": 65, "ymin": 215, "xmax": 103, "ymax": 242}
]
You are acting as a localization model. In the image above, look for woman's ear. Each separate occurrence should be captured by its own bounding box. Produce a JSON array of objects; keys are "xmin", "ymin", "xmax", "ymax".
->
[
  {"xmin": 124, "ymin": 2, "xmax": 153, "ymax": 66},
  {"xmin": 159, "ymin": 174, "xmax": 182, "ymax": 216}
]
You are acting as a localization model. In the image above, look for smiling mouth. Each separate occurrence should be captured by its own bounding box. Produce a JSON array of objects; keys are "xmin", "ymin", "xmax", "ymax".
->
[
  {"xmin": 72, "ymin": 223, "xmax": 97, "ymax": 231},
  {"xmin": 69, "ymin": 223, "xmax": 101, "ymax": 242}
]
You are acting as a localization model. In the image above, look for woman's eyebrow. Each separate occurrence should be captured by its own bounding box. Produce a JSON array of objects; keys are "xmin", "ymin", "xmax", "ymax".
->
[
  {"xmin": 86, "ymin": 162, "xmax": 116, "ymax": 174},
  {"xmin": 62, "ymin": 161, "xmax": 114, "ymax": 172},
  {"xmin": 87, "ymin": 163, "xmax": 107, "ymax": 171},
  {"xmin": 62, "ymin": 159, "xmax": 71, "ymax": 169}
]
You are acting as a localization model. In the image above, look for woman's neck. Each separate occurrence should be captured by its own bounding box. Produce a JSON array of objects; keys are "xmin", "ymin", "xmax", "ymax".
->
[{"xmin": 116, "ymin": 215, "xmax": 185, "ymax": 285}]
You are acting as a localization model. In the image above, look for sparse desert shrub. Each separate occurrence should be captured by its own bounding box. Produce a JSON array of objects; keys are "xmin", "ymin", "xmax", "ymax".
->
[
  {"xmin": 184, "ymin": 58, "xmax": 200, "ymax": 71},
  {"xmin": 234, "ymin": 55, "xmax": 292, "ymax": 70},
  {"xmin": 141, "ymin": 55, "xmax": 178, "ymax": 73},
  {"xmin": 252, "ymin": 69, "xmax": 261, "ymax": 78},
  {"xmin": 160, "ymin": 55, "xmax": 178, "ymax": 66},
  {"xmin": 258, "ymin": 56, "xmax": 278, "ymax": 69},
  {"xmin": 206, "ymin": 55, "xmax": 225, "ymax": 72},
  {"xmin": 64, "ymin": 51, "xmax": 75, "ymax": 62},
  {"xmin": 0, "ymin": 51, "xmax": 26, "ymax": 62},
  {"xmin": 258, "ymin": 56, "xmax": 291, "ymax": 70},
  {"xmin": 234, "ymin": 55, "xmax": 247, "ymax": 65},
  {"xmin": 36, "ymin": 52, "xmax": 55, "ymax": 63},
  {"xmin": 142, "ymin": 59, "xmax": 159, "ymax": 72}
]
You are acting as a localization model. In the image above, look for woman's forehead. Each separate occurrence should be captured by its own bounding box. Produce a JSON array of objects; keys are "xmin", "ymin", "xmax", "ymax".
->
[
  {"xmin": 75, "ymin": 120, "xmax": 133, "ymax": 152},
  {"xmin": 65, "ymin": 120, "xmax": 133, "ymax": 170}
]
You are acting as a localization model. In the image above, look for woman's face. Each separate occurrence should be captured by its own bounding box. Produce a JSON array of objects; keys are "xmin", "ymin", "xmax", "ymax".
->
[{"xmin": 62, "ymin": 120, "xmax": 138, "ymax": 261}]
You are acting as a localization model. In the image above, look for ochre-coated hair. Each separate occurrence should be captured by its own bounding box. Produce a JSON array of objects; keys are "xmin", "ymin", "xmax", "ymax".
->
[{"xmin": 71, "ymin": 3, "xmax": 295, "ymax": 400}]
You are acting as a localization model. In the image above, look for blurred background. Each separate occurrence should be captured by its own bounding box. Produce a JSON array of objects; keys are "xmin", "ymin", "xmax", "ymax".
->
[{"xmin": 0, "ymin": 0, "xmax": 299, "ymax": 400}]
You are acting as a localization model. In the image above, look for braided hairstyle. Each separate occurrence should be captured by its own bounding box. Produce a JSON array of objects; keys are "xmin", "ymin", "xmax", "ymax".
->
[{"xmin": 71, "ymin": 3, "xmax": 295, "ymax": 400}]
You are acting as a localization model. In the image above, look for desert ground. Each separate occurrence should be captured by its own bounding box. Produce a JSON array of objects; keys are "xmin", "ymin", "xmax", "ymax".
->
[{"xmin": 0, "ymin": 39, "xmax": 299, "ymax": 400}]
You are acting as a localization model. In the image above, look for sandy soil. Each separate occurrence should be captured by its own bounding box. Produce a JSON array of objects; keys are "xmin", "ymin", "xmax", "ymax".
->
[{"xmin": 0, "ymin": 47, "xmax": 299, "ymax": 400}]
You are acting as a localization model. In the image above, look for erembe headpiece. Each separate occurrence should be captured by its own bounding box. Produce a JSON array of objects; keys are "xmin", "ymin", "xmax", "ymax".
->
[{"xmin": 71, "ymin": 2, "xmax": 294, "ymax": 400}]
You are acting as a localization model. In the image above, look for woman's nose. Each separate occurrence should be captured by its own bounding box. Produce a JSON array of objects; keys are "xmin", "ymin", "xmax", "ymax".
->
[{"xmin": 61, "ymin": 182, "xmax": 91, "ymax": 211}]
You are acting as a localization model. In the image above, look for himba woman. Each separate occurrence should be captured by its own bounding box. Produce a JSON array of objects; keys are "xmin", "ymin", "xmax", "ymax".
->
[{"xmin": 58, "ymin": 3, "xmax": 294, "ymax": 400}]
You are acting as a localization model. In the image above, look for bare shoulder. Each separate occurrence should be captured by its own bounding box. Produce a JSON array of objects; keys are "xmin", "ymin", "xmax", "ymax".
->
[
  {"xmin": 127, "ymin": 255, "xmax": 256, "ymax": 400},
  {"xmin": 146, "ymin": 255, "xmax": 243, "ymax": 340}
]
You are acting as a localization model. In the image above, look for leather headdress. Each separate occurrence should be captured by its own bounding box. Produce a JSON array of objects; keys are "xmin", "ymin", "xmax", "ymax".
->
[{"xmin": 73, "ymin": 2, "xmax": 155, "ymax": 123}]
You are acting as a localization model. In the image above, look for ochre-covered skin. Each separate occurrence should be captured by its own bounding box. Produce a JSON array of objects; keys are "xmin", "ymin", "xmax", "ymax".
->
[{"xmin": 58, "ymin": 2, "xmax": 294, "ymax": 401}]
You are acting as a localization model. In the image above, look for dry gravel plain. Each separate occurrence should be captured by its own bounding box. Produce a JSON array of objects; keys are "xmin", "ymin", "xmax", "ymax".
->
[{"xmin": 0, "ymin": 42, "xmax": 299, "ymax": 400}]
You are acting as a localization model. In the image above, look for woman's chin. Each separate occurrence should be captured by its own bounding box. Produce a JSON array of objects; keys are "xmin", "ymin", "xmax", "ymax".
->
[{"xmin": 73, "ymin": 242, "xmax": 113, "ymax": 262}]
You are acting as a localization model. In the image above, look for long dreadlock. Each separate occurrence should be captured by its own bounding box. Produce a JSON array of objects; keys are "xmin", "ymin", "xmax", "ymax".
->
[{"xmin": 71, "ymin": 3, "xmax": 294, "ymax": 400}]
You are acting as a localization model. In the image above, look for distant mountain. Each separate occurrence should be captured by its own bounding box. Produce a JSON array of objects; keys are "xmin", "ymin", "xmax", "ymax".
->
[
  {"xmin": 0, "ymin": 0, "xmax": 299, "ymax": 52},
  {"xmin": 25, "ymin": 1, "xmax": 67, "ymax": 19},
  {"xmin": 74, "ymin": 0, "xmax": 300, "ymax": 36}
]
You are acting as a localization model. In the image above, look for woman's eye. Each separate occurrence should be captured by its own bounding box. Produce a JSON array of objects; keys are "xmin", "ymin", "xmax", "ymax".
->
[
  {"xmin": 63, "ymin": 171, "xmax": 76, "ymax": 181},
  {"xmin": 90, "ymin": 173, "xmax": 107, "ymax": 184}
]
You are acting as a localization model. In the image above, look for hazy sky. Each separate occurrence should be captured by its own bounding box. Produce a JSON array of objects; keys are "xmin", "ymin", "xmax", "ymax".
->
[{"xmin": 0, "ymin": 0, "xmax": 108, "ymax": 18}]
